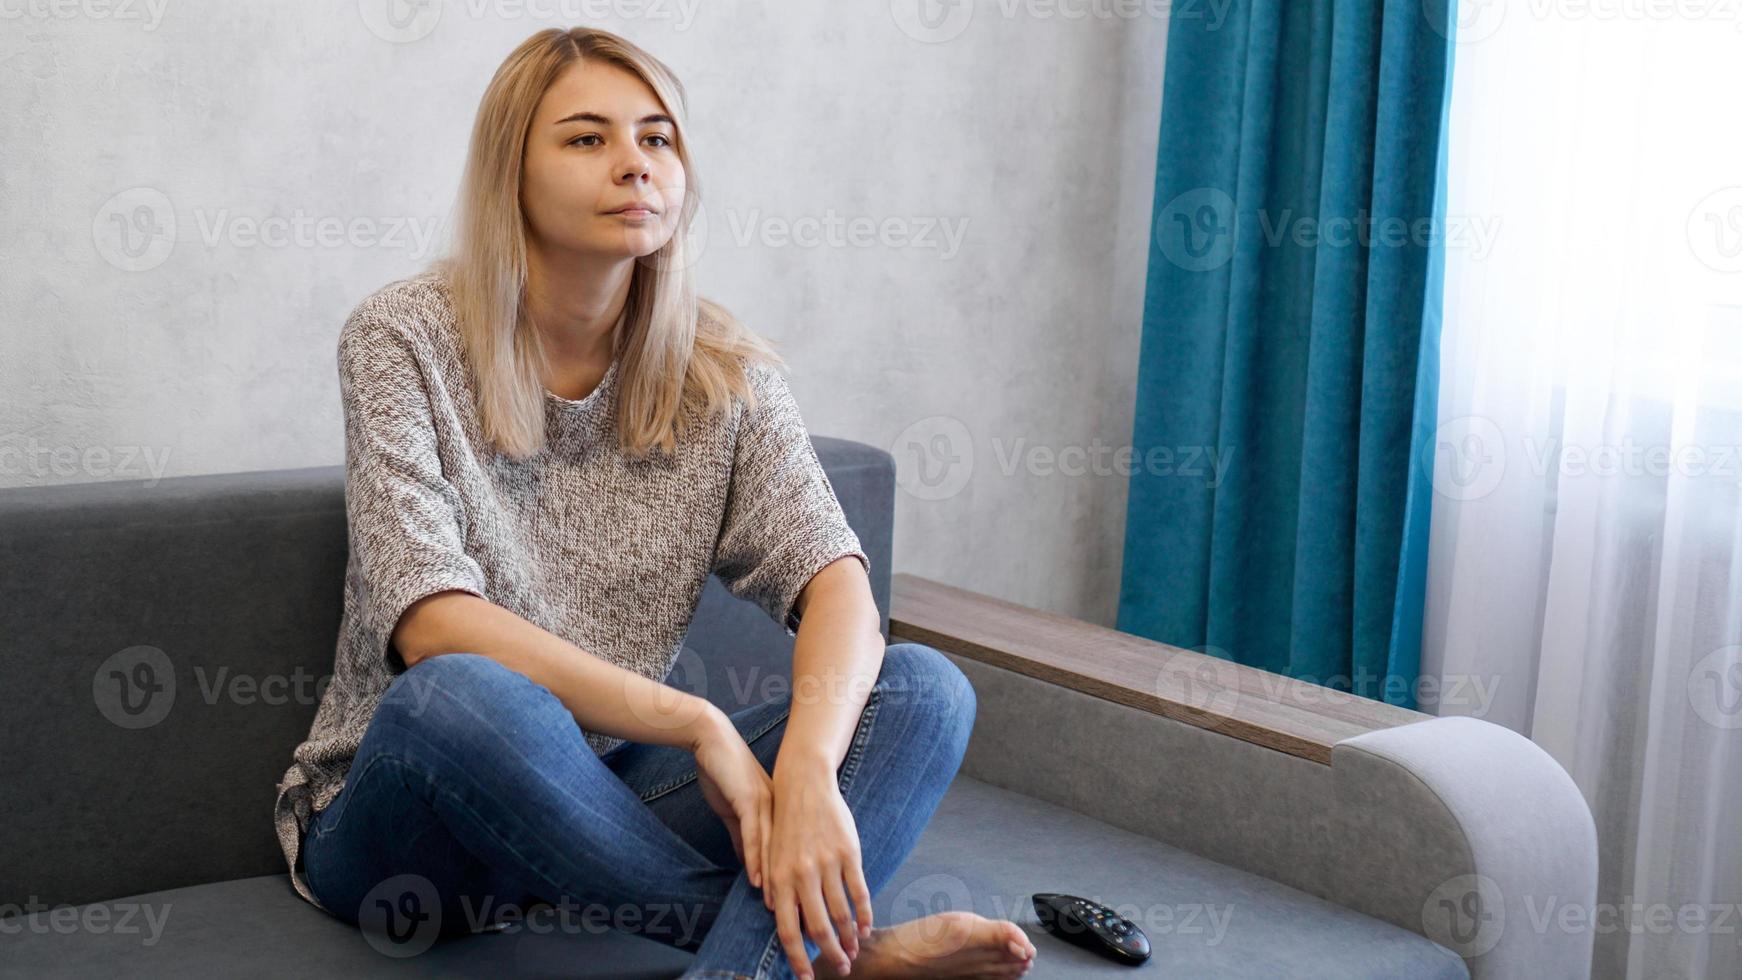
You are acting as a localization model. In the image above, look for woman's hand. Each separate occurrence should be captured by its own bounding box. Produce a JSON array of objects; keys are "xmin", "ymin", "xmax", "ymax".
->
[
  {"xmin": 689, "ymin": 711, "xmax": 775, "ymax": 890},
  {"xmin": 765, "ymin": 755, "xmax": 874, "ymax": 980}
]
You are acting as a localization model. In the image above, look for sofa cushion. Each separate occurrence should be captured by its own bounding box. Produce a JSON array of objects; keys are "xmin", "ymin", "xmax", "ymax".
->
[
  {"xmin": 1, "ymin": 776, "xmax": 1467, "ymax": 979},
  {"xmin": 906, "ymin": 777, "xmax": 1469, "ymax": 978}
]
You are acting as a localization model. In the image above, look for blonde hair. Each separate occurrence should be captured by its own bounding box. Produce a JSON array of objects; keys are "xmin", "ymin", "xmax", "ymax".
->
[{"xmin": 433, "ymin": 26, "xmax": 784, "ymax": 460}]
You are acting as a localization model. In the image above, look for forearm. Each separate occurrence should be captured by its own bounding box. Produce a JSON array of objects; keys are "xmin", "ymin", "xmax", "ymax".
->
[
  {"xmin": 395, "ymin": 591, "xmax": 726, "ymax": 751},
  {"xmin": 773, "ymin": 557, "xmax": 886, "ymax": 782}
]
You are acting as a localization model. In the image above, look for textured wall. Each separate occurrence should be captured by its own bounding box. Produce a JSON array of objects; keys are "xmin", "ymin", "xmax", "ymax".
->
[{"xmin": 1, "ymin": 0, "xmax": 1168, "ymax": 625}]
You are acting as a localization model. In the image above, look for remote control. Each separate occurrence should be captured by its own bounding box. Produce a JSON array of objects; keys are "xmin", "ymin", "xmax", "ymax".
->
[{"xmin": 1032, "ymin": 892, "xmax": 1151, "ymax": 965}]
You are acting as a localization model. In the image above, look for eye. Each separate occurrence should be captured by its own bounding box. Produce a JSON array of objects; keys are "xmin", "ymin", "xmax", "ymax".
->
[
  {"xmin": 568, "ymin": 133, "xmax": 601, "ymax": 147},
  {"xmin": 645, "ymin": 133, "xmax": 672, "ymax": 148}
]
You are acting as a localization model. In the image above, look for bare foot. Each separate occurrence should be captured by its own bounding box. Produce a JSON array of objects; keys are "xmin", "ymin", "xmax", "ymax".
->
[{"xmin": 811, "ymin": 910, "xmax": 1036, "ymax": 980}]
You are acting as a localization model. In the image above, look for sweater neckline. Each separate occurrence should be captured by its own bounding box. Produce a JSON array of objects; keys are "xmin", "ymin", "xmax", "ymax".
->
[{"xmin": 543, "ymin": 355, "xmax": 620, "ymax": 412}]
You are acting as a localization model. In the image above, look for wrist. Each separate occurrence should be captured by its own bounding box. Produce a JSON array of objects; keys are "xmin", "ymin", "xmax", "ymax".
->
[
  {"xmin": 773, "ymin": 746, "xmax": 840, "ymax": 783},
  {"xmin": 681, "ymin": 700, "xmax": 733, "ymax": 753}
]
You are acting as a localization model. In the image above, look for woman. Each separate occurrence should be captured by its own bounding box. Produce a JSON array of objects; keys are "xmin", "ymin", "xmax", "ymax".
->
[{"xmin": 271, "ymin": 27, "xmax": 1037, "ymax": 980}]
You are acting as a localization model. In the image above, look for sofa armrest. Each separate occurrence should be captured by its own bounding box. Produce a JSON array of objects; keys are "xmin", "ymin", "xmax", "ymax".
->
[
  {"xmin": 1334, "ymin": 717, "xmax": 1598, "ymax": 979},
  {"xmin": 888, "ymin": 573, "xmax": 1424, "ymax": 762},
  {"xmin": 890, "ymin": 573, "xmax": 1597, "ymax": 980}
]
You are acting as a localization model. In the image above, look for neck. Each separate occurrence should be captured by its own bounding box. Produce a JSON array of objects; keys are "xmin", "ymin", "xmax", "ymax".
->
[{"xmin": 525, "ymin": 239, "xmax": 634, "ymax": 365}]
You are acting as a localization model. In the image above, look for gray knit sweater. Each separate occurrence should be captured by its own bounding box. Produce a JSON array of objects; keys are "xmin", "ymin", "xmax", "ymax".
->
[{"xmin": 273, "ymin": 271, "xmax": 868, "ymax": 913}]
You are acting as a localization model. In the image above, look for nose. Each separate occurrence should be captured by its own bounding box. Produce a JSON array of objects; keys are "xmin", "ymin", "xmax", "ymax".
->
[{"xmin": 617, "ymin": 147, "xmax": 652, "ymax": 184}]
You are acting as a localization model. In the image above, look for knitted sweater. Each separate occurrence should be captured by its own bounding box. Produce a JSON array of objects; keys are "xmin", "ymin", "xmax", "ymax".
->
[{"xmin": 272, "ymin": 271, "xmax": 868, "ymax": 913}]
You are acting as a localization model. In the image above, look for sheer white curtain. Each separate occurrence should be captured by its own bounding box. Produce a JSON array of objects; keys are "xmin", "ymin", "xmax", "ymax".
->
[{"xmin": 1423, "ymin": 9, "xmax": 1742, "ymax": 980}]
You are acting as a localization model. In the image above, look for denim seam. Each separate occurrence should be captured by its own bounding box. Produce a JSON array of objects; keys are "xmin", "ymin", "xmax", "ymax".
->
[
  {"xmin": 306, "ymin": 749, "xmax": 402, "ymax": 841},
  {"xmin": 638, "ymin": 707, "xmax": 793, "ymax": 805},
  {"xmin": 753, "ymin": 688, "xmax": 882, "ymax": 980}
]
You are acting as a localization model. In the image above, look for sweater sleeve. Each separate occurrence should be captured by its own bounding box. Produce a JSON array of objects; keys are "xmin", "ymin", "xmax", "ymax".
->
[
  {"xmin": 711, "ymin": 362, "xmax": 870, "ymax": 636},
  {"xmin": 338, "ymin": 311, "xmax": 489, "ymax": 673}
]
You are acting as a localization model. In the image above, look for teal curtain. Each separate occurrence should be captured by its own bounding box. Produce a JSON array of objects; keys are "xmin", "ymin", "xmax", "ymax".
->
[{"xmin": 1116, "ymin": 0, "xmax": 1456, "ymax": 707}]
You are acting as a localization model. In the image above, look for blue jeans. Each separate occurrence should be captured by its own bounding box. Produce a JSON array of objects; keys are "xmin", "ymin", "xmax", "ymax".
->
[{"xmin": 300, "ymin": 642, "xmax": 976, "ymax": 979}]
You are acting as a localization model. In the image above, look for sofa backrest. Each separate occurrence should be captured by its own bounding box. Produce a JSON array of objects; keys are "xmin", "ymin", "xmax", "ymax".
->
[{"xmin": 0, "ymin": 437, "xmax": 893, "ymax": 912}]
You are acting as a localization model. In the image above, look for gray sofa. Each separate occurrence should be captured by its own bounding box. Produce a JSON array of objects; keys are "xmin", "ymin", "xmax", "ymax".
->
[{"xmin": 0, "ymin": 437, "xmax": 1596, "ymax": 978}]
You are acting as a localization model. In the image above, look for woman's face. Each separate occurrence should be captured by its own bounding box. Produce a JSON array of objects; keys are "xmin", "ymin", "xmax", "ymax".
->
[{"xmin": 521, "ymin": 59, "xmax": 685, "ymax": 262}]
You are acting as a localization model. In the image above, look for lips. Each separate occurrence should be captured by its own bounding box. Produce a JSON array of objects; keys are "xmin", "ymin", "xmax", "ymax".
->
[{"xmin": 607, "ymin": 201, "xmax": 660, "ymax": 215}]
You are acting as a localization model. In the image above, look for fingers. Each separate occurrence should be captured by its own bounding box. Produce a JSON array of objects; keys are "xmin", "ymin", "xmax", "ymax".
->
[
  {"xmin": 741, "ymin": 799, "xmax": 763, "ymax": 890},
  {"xmin": 821, "ymin": 867, "xmax": 860, "ymax": 958},
  {"xmin": 757, "ymin": 793, "xmax": 772, "ymax": 893},
  {"xmin": 800, "ymin": 877, "xmax": 851, "ymax": 976},
  {"xmin": 845, "ymin": 857, "xmax": 874, "ymax": 939},
  {"xmin": 724, "ymin": 810, "xmax": 746, "ymax": 869},
  {"xmin": 773, "ymin": 891, "xmax": 814, "ymax": 980}
]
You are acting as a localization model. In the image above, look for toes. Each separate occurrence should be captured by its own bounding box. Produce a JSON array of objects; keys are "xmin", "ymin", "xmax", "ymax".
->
[{"xmin": 995, "ymin": 920, "xmax": 1034, "ymax": 954}]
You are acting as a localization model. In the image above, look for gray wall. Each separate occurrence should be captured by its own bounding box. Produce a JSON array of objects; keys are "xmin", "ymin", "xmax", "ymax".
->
[{"xmin": 0, "ymin": 1, "xmax": 1169, "ymax": 626}]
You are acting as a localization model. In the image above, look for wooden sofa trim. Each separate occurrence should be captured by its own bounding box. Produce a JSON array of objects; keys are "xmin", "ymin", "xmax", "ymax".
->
[{"xmin": 888, "ymin": 573, "xmax": 1430, "ymax": 765}]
